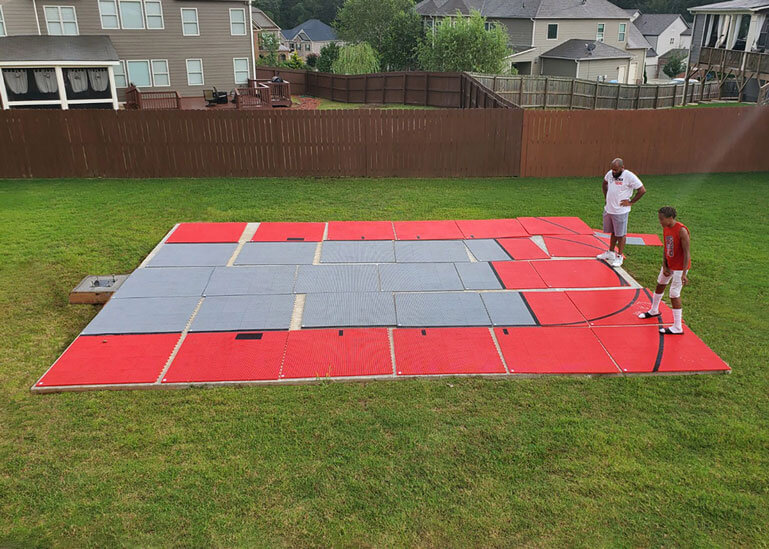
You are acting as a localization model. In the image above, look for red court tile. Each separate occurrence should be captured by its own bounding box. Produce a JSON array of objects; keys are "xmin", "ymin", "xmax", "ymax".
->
[
  {"xmin": 393, "ymin": 220, "xmax": 463, "ymax": 240},
  {"xmin": 281, "ymin": 329, "xmax": 392, "ymax": 379},
  {"xmin": 326, "ymin": 221, "xmax": 395, "ymax": 241},
  {"xmin": 522, "ymin": 291, "xmax": 587, "ymax": 326},
  {"xmin": 543, "ymin": 235, "xmax": 609, "ymax": 257},
  {"xmin": 456, "ymin": 219, "xmax": 528, "ymax": 239},
  {"xmin": 491, "ymin": 261, "xmax": 548, "ymax": 289},
  {"xmin": 36, "ymin": 334, "xmax": 179, "ymax": 387},
  {"xmin": 393, "ymin": 328, "xmax": 505, "ymax": 375},
  {"xmin": 252, "ymin": 222, "xmax": 326, "ymax": 242},
  {"xmin": 566, "ymin": 289, "xmax": 673, "ymax": 327},
  {"xmin": 495, "ymin": 327, "xmax": 618, "ymax": 374},
  {"xmin": 166, "ymin": 222, "xmax": 247, "ymax": 243},
  {"xmin": 593, "ymin": 326, "xmax": 730, "ymax": 373},
  {"xmin": 518, "ymin": 217, "xmax": 594, "ymax": 235},
  {"xmin": 532, "ymin": 259, "xmax": 627, "ymax": 288},
  {"xmin": 163, "ymin": 331, "xmax": 288, "ymax": 383},
  {"xmin": 497, "ymin": 237, "xmax": 550, "ymax": 260}
]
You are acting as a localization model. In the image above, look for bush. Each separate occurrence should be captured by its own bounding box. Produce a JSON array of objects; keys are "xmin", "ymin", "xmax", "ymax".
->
[
  {"xmin": 317, "ymin": 42, "xmax": 340, "ymax": 73},
  {"xmin": 306, "ymin": 53, "xmax": 318, "ymax": 68},
  {"xmin": 663, "ymin": 52, "xmax": 686, "ymax": 79},
  {"xmin": 284, "ymin": 52, "xmax": 306, "ymax": 70},
  {"xmin": 331, "ymin": 42, "xmax": 380, "ymax": 74}
]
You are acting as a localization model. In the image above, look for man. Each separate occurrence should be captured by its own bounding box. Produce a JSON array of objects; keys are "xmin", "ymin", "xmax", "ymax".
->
[
  {"xmin": 596, "ymin": 158, "xmax": 646, "ymax": 267},
  {"xmin": 638, "ymin": 206, "xmax": 691, "ymax": 335}
]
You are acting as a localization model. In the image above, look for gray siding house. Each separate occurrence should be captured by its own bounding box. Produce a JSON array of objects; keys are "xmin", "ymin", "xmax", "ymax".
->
[{"xmin": 0, "ymin": 0, "xmax": 253, "ymax": 108}]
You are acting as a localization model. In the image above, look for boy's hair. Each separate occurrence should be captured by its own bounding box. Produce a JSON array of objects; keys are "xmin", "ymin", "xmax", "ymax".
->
[{"xmin": 658, "ymin": 206, "xmax": 677, "ymax": 219}]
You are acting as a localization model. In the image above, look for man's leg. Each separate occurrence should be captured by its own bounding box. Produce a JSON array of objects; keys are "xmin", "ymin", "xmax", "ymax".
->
[
  {"xmin": 609, "ymin": 233, "xmax": 618, "ymax": 253},
  {"xmin": 616, "ymin": 235, "xmax": 627, "ymax": 257},
  {"xmin": 597, "ymin": 211, "xmax": 616, "ymax": 260},
  {"xmin": 609, "ymin": 213, "xmax": 629, "ymax": 266}
]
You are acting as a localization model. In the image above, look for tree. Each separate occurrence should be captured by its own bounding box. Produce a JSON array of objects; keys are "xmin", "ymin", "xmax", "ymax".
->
[
  {"xmin": 252, "ymin": 0, "xmax": 346, "ymax": 30},
  {"xmin": 285, "ymin": 51, "xmax": 307, "ymax": 69},
  {"xmin": 331, "ymin": 42, "xmax": 379, "ymax": 74},
  {"xmin": 317, "ymin": 42, "xmax": 340, "ymax": 72},
  {"xmin": 259, "ymin": 32, "xmax": 280, "ymax": 66},
  {"xmin": 663, "ymin": 52, "xmax": 686, "ymax": 78},
  {"xmin": 379, "ymin": 9, "xmax": 424, "ymax": 71},
  {"xmin": 306, "ymin": 53, "xmax": 319, "ymax": 68},
  {"xmin": 418, "ymin": 11, "xmax": 510, "ymax": 74},
  {"xmin": 335, "ymin": 0, "xmax": 414, "ymax": 53}
]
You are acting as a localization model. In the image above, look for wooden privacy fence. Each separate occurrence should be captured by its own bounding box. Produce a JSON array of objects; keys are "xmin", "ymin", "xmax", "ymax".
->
[
  {"xmin": 0, "ymin": 108, "xmax": 522, "ymax": 179},
  {"xmin": 254, "ymin": 67, "xmax": 516, "ymax": 108},
  {"xmin": 471, "ymin": 74, "xmax": 720, "ymax": 110}
]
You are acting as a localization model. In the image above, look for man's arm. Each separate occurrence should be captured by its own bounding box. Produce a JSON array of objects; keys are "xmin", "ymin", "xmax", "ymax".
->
[
  {"xmin": 602, "ymin": 178, "xmax": 608, "ymax": 198},
  {"xmin": 680, "ymin": 226, "xmax": 690, "ymax": 284},
  {"xmin": 620, "ymin": 184, "xmax": 646, "ymax": 207}
]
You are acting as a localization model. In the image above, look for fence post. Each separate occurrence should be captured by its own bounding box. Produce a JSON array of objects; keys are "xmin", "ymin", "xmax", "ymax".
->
[
  {"xmin": 569, "ymin": 79, "xmax": 575, "ymax": 110},
  {"xmin": 402, "ymin": 73, "xmax": 407, "ymax": 105},
  {"xmin": 634, "ymin": 85, "xmax": 640, "ymax": 109},
  {"xmin": 654, "ymin": 84, "xmax": 660, "ymax": 109},
  {"xmin": 615, "ymin": 84, "xmax": 621, "ymax": 109},
  {"xmin": 593, "ymin": 82, "xmax": 599, "ymax": 109},
  {"xmin": 424, "ymin": 73, "xmax": 429, "ymax": 106},
  {"xmin": 519, "ymin": 77, "xmax": 524, "ymax": 106},
  {"xmin": 543, "ymin": 77, "xmax": 549, "ymax": 109},
  {"xmin": 363, "ymin": 74, "xmax": 368, "ymax": 104}
]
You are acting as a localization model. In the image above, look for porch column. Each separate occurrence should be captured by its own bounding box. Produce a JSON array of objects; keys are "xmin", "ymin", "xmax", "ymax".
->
[
  {"xmin": 107, "ymin": 65, "xmax": 119, "ymax": 110},
  {"xmin": 54, "ymin": 66, "xmax": 68, "ymax": 110},
  {"xmin": 0, "ymin": 69, "xmax": 9, "ymax": 110}
]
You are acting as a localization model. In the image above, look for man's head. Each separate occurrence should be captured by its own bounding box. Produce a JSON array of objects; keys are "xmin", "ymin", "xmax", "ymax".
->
[
  {"xmin": 658, "ymin": 206, "xmax": 677, "ymax": 227},
  {"xmin": 611, "ymin": 158, "xmax": 624, "ymax": 179}
]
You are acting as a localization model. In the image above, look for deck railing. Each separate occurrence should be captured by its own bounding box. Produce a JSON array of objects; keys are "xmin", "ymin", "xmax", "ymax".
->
[
  {"xmin": 234, "ymin": 85, "xmax": 272, "ymax": 109},
  {"xmin": 125, "ymin": 86, "xmax": 181, "ymax": 110},
  {"xmin": 698, "ymin": 47, "xmax": 769, "ymax": 77},
  {"xmin": 247, "ymin": 79, "xmax": 292, "ymax": 106}
]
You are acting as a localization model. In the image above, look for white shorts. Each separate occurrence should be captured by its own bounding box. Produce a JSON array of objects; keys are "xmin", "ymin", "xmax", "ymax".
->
[{"xmin": 658, "ymin": 267, "xmax": 688, "ymax": 298}]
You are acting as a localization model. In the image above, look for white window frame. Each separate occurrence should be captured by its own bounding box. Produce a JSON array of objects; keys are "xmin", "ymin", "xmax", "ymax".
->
[
  {"xmin": 0, "ymin": 5, "xmax": 7, "ymax": 36},
  {"xmin": 151, "ymin": 59, "xmax": 170, "ymax": 86},
  {"xmin": 181, "ymin": 7, "xmax": 199, "ymax": 36},
  {"xmin": 185, "ymin": 58, "xmax": 204, "ymax": 85},
  {"xmin": 98, "ymin": 0, "xmax": 120, "ymax": 30},
  {"xmin": 233, "ymin": 57, "xmax": 249, "ymax": 85},
  {"xmin": 126, "ymin": 59, "xmax": 152, "ymax": 87},
  {"xmin": 44, "ymin": 5, "xmax": 80, "ymax": 36},
  {"xmin": 618, "ymin": 23, "xmax": 626, "ymax": 41},
  {"xmin": 229, "ymin": 7, "xmax": 247, "ymax": 36},
  {"xmin": 547, "ymin": 23, "xmax": 558, "ymax": 40},
  {"xmin": 118, "ymin": 0, "xmax": 145, "ymax": 30},
  {"xmin": 596, "ymin": 23, "xmax": 605, "ymax": 42},
  {"xmin": 114, "ymin": 60, "xmax": 128, "ymax": 88},
  {"xmin": 144, "ymin": 0, "xmax": 164, "ymax": 30}
]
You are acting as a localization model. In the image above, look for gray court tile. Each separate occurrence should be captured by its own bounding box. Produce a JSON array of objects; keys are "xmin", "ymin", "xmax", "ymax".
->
[
  {"xmin": 190, "ymin": 295, "xmax": 295, "ymax": 332},
  {"xmin": 480, "ymin": 292, "xmax": 538, "ymax": 326},
  {"xmin": 234, "ymin": 242, "xmax": 316, "ymax": 265},
  {"xmin": 82, "ymin": 296, "xmax": 199, "ymax": 335},
  {"xmin": 626, "ymin": 236, "xmax": 645, "ymax": 246},
  {"xmin": 464, "ymin": 239, "xmax": 510, "ymax": 261},
  {"xmin": 394, "ymin": 241, "xmax": 469, "ymax": 263},
  {"xmin": 146, "ymin": 243, "xmax": 237, "ymax": 267},
  {"xmin": 395, "ymin": 292, "xmax": 490, "ymax": 326},
  {"xmin": 294, "ymin": 264, "xmax": 379, "ymax": 293},
  {"xmin": 204, "ymin": 266, "xmax": 297, "ymax": 296},
  {"xmin": 302, "ymin": 292, "xmax": 396, "ymax": 327},
  {"xmin": 379, "ymin": 263, "xmax": 463, "ymax": 291},
  {"xmin": 112, "ymin": 267, "xmax": 213, "ymax": 298},
  {"xmin": 320, "ymin": 241, "xmax": 395, "ymax": 263},
  {"xmin": 455, "ymin": 263, "xmax": 503, "ymax": 290}
]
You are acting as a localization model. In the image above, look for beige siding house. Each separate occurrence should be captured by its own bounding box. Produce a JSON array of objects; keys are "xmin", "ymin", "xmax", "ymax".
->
[{"xmin": 280, "ymin": 18, "xmax": 339, "ymax": 60}]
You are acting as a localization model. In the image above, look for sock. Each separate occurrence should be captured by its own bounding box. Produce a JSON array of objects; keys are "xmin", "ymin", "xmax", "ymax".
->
[
  {"xmin": 649, "ymin": 292, "xmax": 663, "ymax": 315},
  {"xmin": 672, "ymin": 309, "xmax": 683, "ymax": 332}
]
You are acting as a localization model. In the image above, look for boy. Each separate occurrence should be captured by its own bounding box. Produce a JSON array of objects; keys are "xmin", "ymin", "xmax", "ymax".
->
[{"xmin": 638, "ymin": 206, "xmax": 691, "ymax": 335}]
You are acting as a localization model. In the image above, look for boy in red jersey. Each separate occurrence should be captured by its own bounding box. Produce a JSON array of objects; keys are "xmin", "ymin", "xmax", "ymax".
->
[{"xmin": 638, "ymin": 206, "xmax": 691, "ymax": 334}]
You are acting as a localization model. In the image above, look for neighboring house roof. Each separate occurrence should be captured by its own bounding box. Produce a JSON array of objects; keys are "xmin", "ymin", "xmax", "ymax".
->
[
  {"xmin": 0, "ymin": 35, "xmax": 119, "ymax": 62},
  {"xmin": 416, "ymin": 0, "xmax": 631, "ymax": 19},
  {"xmin": 251, "ymin": 8, "xmax": 280, "ymax": 31},
  {"xmin": 541, "ymin": 39, "xmax": 633, "ymax": 60},
  {"xmin": 627, "ymin": 21, "xmax": 653, "ymax": 50},
  {"xmin": 633, "ymin": 13, "xmax": 684, "ymax": 36},
  {"xmin": 689, "ymin": 0, "xmax": 769, "ymax": 12},
  {"xmin": 281, "ymin": 19, "xmax": 337, "ymax": 41},
  {"xmin": 659, "ymin": 47, "xmax": 690, "ymax": 60},
  {"xmin": 647, "ymin": 47, "xmax": 659, "ymax": 58},
  {"xmin": 681, "ymin": 27, "xmax": 692, "ymax": 36}
]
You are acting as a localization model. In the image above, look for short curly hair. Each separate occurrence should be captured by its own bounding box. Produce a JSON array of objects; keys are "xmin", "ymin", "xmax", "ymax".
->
[{"xmin": 658, "ymin": 206, "xmax": 677, "ymax": 219}]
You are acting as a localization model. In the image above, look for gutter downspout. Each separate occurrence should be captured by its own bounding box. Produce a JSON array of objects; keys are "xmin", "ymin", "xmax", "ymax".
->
[
  {"xmin": 33, "ymin": 0, "xmax": 42, "ymax": 35},
  {"xmin": 249, "ymin": 2, "xmax": 256, "ymax": 82}
]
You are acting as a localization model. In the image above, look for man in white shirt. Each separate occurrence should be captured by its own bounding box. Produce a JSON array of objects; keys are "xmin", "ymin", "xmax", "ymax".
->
[{"xmin": 597, "ymin": 158, "xmax": 646, "ymax": 267}]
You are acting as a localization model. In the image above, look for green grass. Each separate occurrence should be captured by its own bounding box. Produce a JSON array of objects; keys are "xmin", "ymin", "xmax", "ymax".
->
[
  {"xmin": 678, "ymin": 101, "xmax": 756, "ymax": 108},
  {"xmin": 315, "ymin": 98, "xmax": 435, "ymax": 110},
  {"xmin": 1, "ymin": 174, "xmax": 768, "ymax": 547}
]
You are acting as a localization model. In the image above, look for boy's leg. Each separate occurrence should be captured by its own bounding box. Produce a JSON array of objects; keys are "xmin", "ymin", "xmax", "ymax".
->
[
  {"xmin": 662, "ymin": 271, "xmax": 685, "ymax": 334},
  {"xmin": 639, "ymin": 267, "xmax": 669, "ymax": 318}
]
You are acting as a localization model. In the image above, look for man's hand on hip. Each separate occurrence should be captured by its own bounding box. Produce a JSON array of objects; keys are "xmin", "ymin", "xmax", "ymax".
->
[{"xmin": 619, "ymin": 199, "xmax": 631, "ymax": 207}]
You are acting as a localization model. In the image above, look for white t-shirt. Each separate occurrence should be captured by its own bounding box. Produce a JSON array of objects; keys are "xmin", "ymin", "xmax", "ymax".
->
[{"xmin": 604, "ymin": 169, "xmax": 643, "ymax": 215}]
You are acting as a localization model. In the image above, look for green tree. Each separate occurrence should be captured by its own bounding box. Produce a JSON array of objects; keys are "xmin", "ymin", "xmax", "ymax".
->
[
  {"xmin": 306, "ymin": 53, "xmax": 319, "ymax": 68},
  {"xmin": 259, "ymin": 32, "xmax": 280, "ymax": 66},
  {"xmin": 335, "ymin": 0, "xmax": 414, "ymax": 53},
  {"xmin": 418, "ymin": 11, "xmax": 510, "ymax": 74},
  {"xmin": 379, "ymin": 9, "xmax": 424, "ymax": 71},
  {"xmin": 331, "ymin": 42, "xmax": 380, "ymax": 74},
  {"xmin": 317, "ymin": 42, "xmax": 340, "ymax": 72},
  {"xmin": 284, "ymin": 51, "xmax": 307, "ymax": 69},
  {"xmin": 252, "ymin": 0, "xmax": 346, "ymax": 30},
  {"xmin": 663, "ymin": 52, "xmax": 686, "ymax": 78}
]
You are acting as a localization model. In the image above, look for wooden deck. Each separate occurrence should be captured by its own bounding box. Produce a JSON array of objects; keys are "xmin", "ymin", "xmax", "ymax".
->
[{"xmin": 125, "ymin": 80, "xmax": 292, "ymax": 111}]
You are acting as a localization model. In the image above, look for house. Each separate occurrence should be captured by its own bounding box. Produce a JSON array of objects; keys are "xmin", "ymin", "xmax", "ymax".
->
[
  {"xmin": 540, "ymin": 39, "xmax": 633, "ymax": 82},
  {"xmin": 281, "ymin": 19, "xmax": 339, "ymax": 60},
  {"xmin": 251, "ymin": 7, "xmax": 289, "ymax": 62},
  {"xmin": 0, "ymin": 0, "xmax": 254, "ymax": 109},
  {"xmin": 416, "ymin": 0, "xmax": 646, "ymax": 84},
  {"xmin": 626, "ymin": 10, "xmax": 692, "ymax": 79},
  {"xmin": 688, "ymin": 0, "xmax": 769, "ymax": 101}
]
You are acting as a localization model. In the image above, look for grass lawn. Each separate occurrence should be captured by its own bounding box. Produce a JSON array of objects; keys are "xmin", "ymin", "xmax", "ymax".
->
[
  {"xmin": 314, "ymin": 98, "xmax": 435, "ymax": 110},
  {"xmin": 1, "ymin": 174, "xmax": 768, "ymax": 547},
  {"xmin": 678, "ymin": 101, "xmax": 756, "ymax": 108}
]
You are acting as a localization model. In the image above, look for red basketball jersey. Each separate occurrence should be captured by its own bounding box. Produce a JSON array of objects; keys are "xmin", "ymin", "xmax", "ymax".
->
[{"xmin": 663, "ymin": 222, "xmax": 691, "ymax": 271}]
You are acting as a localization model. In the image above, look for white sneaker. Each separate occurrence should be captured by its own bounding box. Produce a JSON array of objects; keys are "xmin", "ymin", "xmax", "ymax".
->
[
  {"xmin": 596, "ymin": 250, "xmax": 615, "ymax": 260},
  {"xmin": 610, "ymin": 255, "xmax": 624, "ymax": 267}
]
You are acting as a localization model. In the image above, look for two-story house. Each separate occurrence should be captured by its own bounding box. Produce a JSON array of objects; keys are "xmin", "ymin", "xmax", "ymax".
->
[
  {"xmin": 416, "ymin": 0, "xmax": 646, "ymax": 83},
  {"xmin": 281, "ymin": 19, "xmax": 339, "ymax": 60},
  {"xmin": 0, "ymin": 0, "xmax": 253, "ymax": 109},
  {"xmin": 627, "ymin": 10, "xmax": 692, "ymax": 79},
  {"xmin": 252, "ymin": 7, "xmax": 289, "ymax": 62}
]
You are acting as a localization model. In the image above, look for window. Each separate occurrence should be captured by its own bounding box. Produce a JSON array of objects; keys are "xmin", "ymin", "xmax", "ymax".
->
[
  {"xmin": 114, "ymin": 61, "xmax": 127, "ymax": 87},
  {"xmin": 44, "ymin": 6, "xmax": 79, "ymax": 35},
  {"xmin": 233, "ymin": 57, "xmax": 249, "ymax": 85},
  {"xmin": 186, "ymin": 58, "xmax": 204, "ymax": 85},
  {"xmin": 618, "ymin": 23, "xmax": 626, "ymax": 41},
  {"xmin": 181, "ymin": 8, "xmax": 199, "ymax": 35},
  {"xmin": 547, "ymin": 23, "xmax": 558, "ymax": 40},
  {"xmin": 305, "ymin": 43, "xmax": 310, "ymax": 51},
  {"xmin": 596, "ymin": 23, "xmax": 605, "ymax": 42},
  {"xmin": 670, "ymin": 37, "xmax": 675, "ymax": 45},
  {"xmin": 230, "ymin": 8, "xmax": 246, "ymax": 35},
  {"xmin": 119, "ymin": 0, "xmax": 144, "ymax": 29},
  {"xmin": 145, "ymin": 1, "xmax": 163, "ymax": 29},
  {"xmin": 99, "ymin": 0, "xmax": 119, "ymax": 29},
  {"xmin": 0, "ymin": 6, "xmax": 6, "ymax": 37},
  {"xmin": 126, "ymin": 60, "xmax": 151, "ymax": 86},
  {"xmin": 151, "ymin": 59, "xmax": 169, "ymax": 86},
  {"xmin": 484, "ymin": 21, "xmax": 493, "ymax": 31},
  {"xmin": 424, "ymin": 19, "xmax": 433, "ymax": 30}
]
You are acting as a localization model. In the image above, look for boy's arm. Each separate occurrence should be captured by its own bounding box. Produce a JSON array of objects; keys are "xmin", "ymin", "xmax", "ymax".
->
[{"xmin": 680, "ymin": 227, "xmax": 691, "ymax": 284}]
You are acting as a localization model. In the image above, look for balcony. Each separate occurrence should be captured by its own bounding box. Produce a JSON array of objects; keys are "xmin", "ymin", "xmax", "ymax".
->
[{"xmin": 697, "ymin": 46, "xmax": 769, "ymax": 79}]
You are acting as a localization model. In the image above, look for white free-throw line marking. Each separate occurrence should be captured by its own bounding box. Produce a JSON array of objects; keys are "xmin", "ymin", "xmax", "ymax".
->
[
  {"xmin": 227, "ymin": 222, "xmax": 259, "ymax": 266},
  {"xmin": 156, "ymin": 296, "xmax": 205, "ymax": 384}
]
